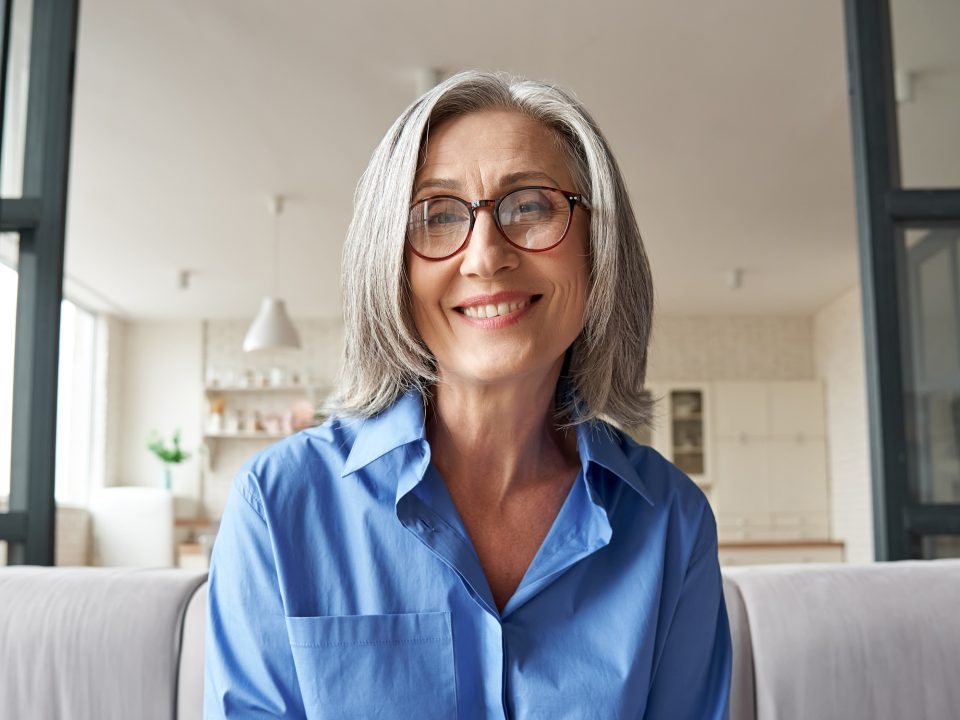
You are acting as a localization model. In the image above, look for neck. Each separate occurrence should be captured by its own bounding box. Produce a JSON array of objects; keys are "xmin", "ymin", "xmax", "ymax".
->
[{"xmin": 426, "ymin": 362, "xmax": 579, "ymax": 510}]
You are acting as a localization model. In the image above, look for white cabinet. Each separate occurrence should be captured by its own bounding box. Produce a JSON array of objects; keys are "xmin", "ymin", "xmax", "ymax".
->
[
  {"xmin": 712, "ymin": 382, "xmax": 768, "ymax": 437},
  {"xmin": 767, "ymin": 381, "xmax": 825, "ymax": 438},
  {"xmin": 644, "ymin": 382, "xmax": 711, "ymax": 491},
  {"xmin": 712, "ymin": 381, "xmax": 830, "ymax": 542},
  {"xmin": 714, "ymin": 436, "xmax": 768, "ymax": 529},
  {"xmin": 769, "ymin": 437, "xmax": 829, "ymax": 518}
]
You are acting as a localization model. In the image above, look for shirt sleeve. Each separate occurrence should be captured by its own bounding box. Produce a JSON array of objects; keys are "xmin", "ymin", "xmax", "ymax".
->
[
  {"xmin": 642, "ymin": 504, "xmax": 732, "ymax": 720},
  {"xmin": 203, "ymin": 473, "xmax": 306, "ymax": 719}
]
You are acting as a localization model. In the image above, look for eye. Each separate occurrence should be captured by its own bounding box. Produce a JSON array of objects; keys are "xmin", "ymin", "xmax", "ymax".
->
[
  {"xmin": 501, "ymin": 189, "xmax": 555, "ymax": 224},
  {"xmin": 517, "ymin": 200, "xmax": 549, "ymax": 215},
  {"xmin": 427, "ymin": 210, "xmax": 468, "ymax": 226}
]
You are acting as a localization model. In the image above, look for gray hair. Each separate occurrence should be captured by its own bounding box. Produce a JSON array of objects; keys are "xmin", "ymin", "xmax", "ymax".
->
[{"xmin": 330, "ymin": 70, "xmax": 654, "ymax": 430}]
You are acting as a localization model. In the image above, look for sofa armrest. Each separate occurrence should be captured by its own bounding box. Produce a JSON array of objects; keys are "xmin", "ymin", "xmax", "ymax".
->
[
  {"xmin": 177, "ymin": 579, "xmax": 207, "ymax": 720},
  {"xmin": 0, "ymin": 566, "xmax": 207, "ymax": 720},
  {"xmin": 723, "ymin": 574, "xmax": 756, "ymax": 720}
]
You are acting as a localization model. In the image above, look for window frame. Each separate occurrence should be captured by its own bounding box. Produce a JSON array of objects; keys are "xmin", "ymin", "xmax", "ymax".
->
[
  {"xmin": 0, "ymin": 0, "xmax": 80, "ymax": 565},
  {"xmin": 843, "ymin": 0, "xmax": 960, "ymax": 560}
]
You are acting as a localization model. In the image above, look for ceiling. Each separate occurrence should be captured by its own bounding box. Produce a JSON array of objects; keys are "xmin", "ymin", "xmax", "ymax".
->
[{"xmin": 34, "ymin": 0, "xmax": 956, "ymax": 319}]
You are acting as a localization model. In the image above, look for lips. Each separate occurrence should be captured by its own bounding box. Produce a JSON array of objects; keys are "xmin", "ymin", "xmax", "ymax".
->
[
  {"xmin": 461, "ymin": 298, "xmax": 532, "ymax": 319},
  {"xmin": 454, "ymin": 293, "xmax": 542, "ymax": 319}
]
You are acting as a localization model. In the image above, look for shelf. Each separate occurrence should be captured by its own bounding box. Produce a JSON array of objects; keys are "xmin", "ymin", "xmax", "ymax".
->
[
  {"xmin": 674, "ymin": 447, "xmax": 704, "ymax": 454},
  {"xmin": 174, "ymin": 516, "xmax": 217, "ymax": 529},
  {"xmin": 672, "ymin": 414, "xmax": 703, "ymax": 421},
  {"xmin": 718, "ymin": 539, "xmax": 843, "ymax": 550},
  {"xmin": 205, "ymin": 385, "xmax": 312, "ymax": 394},
  {"xmin": 204, "ymin": 432, "xmax": 288, "ymax": 440}
]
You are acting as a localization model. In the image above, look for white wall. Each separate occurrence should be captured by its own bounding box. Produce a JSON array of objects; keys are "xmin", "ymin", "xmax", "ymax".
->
[
  {"xmin": 813, "ymin": 285, "xmax": 874, "ymax": 563},
  {"xmin": 91, "ymin": 314, "xmax": 122, "ymax": 489},
  {"xmin": 648, "ymin": 315, "xmax": 815, "ymax": 381},
  {"xmin": 100, "ymin": 316, "xmax": 343, "ymax": 520},
  {"xmin": 113, "ymin": 319, "xmax": 203, "ymax": 498}
]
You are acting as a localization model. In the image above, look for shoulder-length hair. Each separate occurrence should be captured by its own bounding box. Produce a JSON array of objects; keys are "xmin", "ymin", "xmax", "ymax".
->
[{"xmin": 330, "ymin": 70, "xmax": 654, "ymax": 430}]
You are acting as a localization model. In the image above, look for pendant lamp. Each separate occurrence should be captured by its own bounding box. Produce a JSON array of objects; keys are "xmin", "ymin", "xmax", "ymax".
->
[{"xmin": 243, "ymin": 195, "xmax": 302, "ymax": 352}]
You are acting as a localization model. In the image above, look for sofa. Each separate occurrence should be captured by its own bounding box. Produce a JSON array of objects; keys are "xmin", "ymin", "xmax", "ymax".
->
[{"xmin": 1, "ymin": 560, "xmax": 958, "ymax": 719}]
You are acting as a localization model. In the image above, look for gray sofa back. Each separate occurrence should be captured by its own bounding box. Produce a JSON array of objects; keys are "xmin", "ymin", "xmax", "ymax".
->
[
  {"xmin": 2, "ymin": 560, "xmax": 959, "ymax": 719},
  {"xmin": 723, "ymin": 559, "xmax": 960, "ymax": 720}
]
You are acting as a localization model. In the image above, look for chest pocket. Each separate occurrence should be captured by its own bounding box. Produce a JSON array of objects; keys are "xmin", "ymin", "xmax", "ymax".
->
[{"xmin": 285, "ymin": 611, "xmax": 457, "ymax": 720}]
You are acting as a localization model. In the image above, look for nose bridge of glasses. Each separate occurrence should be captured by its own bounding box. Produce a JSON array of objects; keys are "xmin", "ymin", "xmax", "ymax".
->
[
  {"xmin": 467, "ymin": 199, "xmax": 508, "ymax": 242},
  {"xmin": 469, "ymin": 198, "xmax": 497, "ymax": 217}
]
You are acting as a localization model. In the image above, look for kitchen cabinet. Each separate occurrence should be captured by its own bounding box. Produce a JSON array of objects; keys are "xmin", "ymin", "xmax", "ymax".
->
[
  {"xmin": 644, "ymin": 382, "xmax": 712, "ymax": 492},
  {"xmin": 712, "ymin": 380, "xmax": 830, "ymax": 543}
]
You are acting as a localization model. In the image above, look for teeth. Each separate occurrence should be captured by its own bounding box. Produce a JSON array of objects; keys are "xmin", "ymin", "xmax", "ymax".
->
[{"xmin": 462, "ymin": 299, "xmax": 531, "ymax": 319}]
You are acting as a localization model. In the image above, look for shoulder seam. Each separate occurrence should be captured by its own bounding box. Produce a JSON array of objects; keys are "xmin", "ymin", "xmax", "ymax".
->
[{"xmin": 233, "ymin": 473, "xmax": 267, "ymax": 522}]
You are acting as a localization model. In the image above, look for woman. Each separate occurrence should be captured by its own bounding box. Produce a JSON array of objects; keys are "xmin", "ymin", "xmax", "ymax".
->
[{"xmin": 204, "ymin": 71, "xmax": 731, "ymax": 719}]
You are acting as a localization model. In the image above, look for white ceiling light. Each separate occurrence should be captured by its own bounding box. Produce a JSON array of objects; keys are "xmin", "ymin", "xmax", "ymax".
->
[{"xmin": 243, "ymin": 195, "xmax": 302, "ymax": 352}]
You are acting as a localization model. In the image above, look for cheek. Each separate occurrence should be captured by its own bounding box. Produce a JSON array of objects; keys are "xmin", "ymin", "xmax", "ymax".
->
[
  {"xmin": 406, "ymin": 258, "xmax": 449, "ymax": 336},
  {"xmin": 562, "ymin": 232, "xmax": 590, "ymax": 320}
]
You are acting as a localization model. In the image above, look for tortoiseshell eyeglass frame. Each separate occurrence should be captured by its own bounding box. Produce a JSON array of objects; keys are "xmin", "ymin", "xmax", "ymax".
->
[{"xmin": 406, "ymin": 185, "xmax": 592, "ymax": 261}]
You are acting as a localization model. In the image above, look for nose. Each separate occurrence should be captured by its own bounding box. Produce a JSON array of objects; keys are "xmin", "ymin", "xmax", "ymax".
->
[{"xmin": 458, "ymin": 206, "xmax": 519, "ymax": 278}]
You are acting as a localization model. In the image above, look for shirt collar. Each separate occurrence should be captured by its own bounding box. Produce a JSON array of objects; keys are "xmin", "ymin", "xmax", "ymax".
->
[
  {"xmin": 575, "ymin": 421, "xmax": 655, "ymax": 506},
  {"xmin": 340, "ymin": 389, "xmax": 427, "ymax": 477},
  {"xmin": 341, "ymin": 389, "xmax": 655, "ymax": 506}
]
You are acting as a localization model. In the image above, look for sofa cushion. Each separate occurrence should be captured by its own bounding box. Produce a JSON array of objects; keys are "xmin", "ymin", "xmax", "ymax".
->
[
  {"xmin": 0, "ymin": 566, "xmax": 207, "ymax": 720},
  {"xmin": 724, "ymin": 560, "xmax": 960, "ymax": 720}
]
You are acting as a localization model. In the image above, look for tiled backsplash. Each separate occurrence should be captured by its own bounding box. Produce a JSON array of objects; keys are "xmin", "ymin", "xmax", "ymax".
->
[{"xmin": 648, "ymin": 315, "xmax": 815, "ymax": 382}]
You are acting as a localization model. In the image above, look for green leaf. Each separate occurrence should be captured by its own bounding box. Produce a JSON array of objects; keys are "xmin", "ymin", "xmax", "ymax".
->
[{"xmin": 146, "ymin": 429, "xmax": 191, "ymax": 464}]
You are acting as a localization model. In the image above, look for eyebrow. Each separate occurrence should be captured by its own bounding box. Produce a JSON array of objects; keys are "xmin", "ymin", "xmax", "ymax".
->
[{"xmin": 412, "ymin": 170, "xmax": 563, "ymax": 198}]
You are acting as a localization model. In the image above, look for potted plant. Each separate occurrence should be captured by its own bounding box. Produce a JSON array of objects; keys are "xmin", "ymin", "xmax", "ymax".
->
[{"xmin": 147, "ymin": 430, "xmax": 191, "ymax": 491}]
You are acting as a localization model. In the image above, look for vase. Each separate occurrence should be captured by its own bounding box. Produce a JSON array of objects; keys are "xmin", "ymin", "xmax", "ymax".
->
[{"xmin": 162, "ymin": 465, "xmax": 172, "ymax": 491}]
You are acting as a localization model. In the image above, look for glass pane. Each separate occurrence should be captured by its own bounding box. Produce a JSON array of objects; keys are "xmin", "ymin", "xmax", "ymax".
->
[
  {"xmin": 54, "ymin": 298, "xmax": 97, "ymax": 506},
  {"xmin": 900, "ymin": 228, "xmax": 960, "ymax": 505},
  {"xmin": 0, "ymin": 234, "xmax": 18, "ymax": 502},
  {"xmin": 1, "ymin": 0, "xmax": 33, "ymax": 198},
  {"xmin": 912, "ymin": 534, "xmax": 960, "ymax": 560},
  {"xmin": 890, "ymin": 0, "xmax": 960, "ymax": 187},
  {"xmin": 671, "ymin": 390, "xmax": 705, "ymax": 476}
]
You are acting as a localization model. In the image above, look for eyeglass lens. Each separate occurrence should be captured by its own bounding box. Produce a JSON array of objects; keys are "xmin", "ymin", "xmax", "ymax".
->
[{"xmin": 407, "ymin": 187, "xmax": 572, "ymax": 259}]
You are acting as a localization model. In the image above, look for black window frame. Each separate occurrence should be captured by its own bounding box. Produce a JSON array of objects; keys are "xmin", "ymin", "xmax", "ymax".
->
[
  {"xmin": 843, "ymin": 0, "xmax": 960, "ymax": 560},
  {"xmin": 0, "ymin": 0, "xmax": 80, "ymax": 565}
]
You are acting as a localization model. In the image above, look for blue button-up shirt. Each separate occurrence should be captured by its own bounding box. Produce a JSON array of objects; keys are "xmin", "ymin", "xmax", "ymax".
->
[{"xmin": 204, "ymin": 390, "xmax": 731, "ymax": 719}]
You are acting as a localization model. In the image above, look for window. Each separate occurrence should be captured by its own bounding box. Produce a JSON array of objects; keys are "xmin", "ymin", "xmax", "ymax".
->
[
  {"xmin": 0, "ymin": 259, "xmax": 98, "ymax": 506},
  {"xmin": 54, "ymin": 299, "xmax": 98, "ymax": 505},
  {"xmin": 0, "ymin": 260, "xmax": 16, "ymax": 500}
]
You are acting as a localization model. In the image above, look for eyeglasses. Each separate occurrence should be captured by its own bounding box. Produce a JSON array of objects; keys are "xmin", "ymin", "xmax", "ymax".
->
[{"xmin": 406, "ymin": 185, "xmax": 590, "ymax": 261}]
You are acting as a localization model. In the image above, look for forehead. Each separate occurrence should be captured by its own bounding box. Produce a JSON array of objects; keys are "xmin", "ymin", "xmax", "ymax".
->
[{"xmin": 416, "ymin": 109, "xmax": 573, "ymax": 190}]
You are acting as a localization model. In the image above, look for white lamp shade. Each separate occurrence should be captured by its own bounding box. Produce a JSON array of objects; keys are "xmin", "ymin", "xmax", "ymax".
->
[{"xmin": 243, "ymin": 297, "xmax": 301, "ymax": 352}]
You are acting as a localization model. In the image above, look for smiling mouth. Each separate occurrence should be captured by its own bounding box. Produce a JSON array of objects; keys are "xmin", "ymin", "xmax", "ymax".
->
[{"xmin": 456, "ymin": 295, "xmax": 541, "ymax": 319}]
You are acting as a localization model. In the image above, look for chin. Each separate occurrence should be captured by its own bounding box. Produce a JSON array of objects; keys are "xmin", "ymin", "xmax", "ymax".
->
[{"xmin": 439, "ymin": 352, "xmax": 561, "ymax": 388}]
